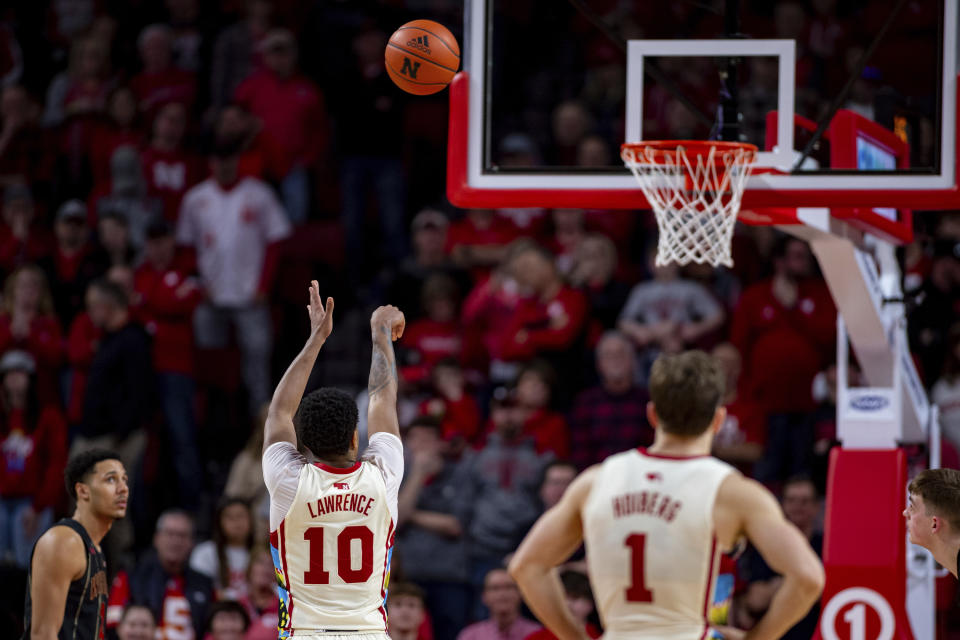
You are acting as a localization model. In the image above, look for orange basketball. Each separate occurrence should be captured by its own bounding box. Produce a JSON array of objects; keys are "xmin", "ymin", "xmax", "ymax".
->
[{"xmin": 385, "ymin": 20, "xmax": 460, "ymax": 95}]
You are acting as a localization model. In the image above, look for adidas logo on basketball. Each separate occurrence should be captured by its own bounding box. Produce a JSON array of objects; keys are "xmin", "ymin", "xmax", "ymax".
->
[{"xmin": 406, "ymin": 35, "xmax": 431, "ymax": 54}]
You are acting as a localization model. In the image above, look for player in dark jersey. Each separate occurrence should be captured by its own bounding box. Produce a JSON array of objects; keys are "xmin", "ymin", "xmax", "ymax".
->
[
  {"xmin": 904, "ymin": 468, "xmax": 960, "ymax": 579},
  {"xmin": 22, "ymin": 449, "xmax": 128, "ymax": 640}
]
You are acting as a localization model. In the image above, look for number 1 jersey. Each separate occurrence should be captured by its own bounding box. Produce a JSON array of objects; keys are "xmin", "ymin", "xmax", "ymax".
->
[
  {"xmin": 263, "ymin": 433, "xmax": 403, "ymax": 637},
  {"xmin": 581, "ymin": 448, "xmax": 734, "ymax": 640}
]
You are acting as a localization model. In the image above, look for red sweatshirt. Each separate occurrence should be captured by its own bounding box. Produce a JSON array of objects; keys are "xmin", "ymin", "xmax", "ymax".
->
[
  {"xmin": 141, "ymin": 147, "xmax": 204, "ymax": 222},
  {"xmin": 521, "ymin": 408, "xmax": 571, "ymax": 459},
  {"xmin": 0, "ymin": 406, "xmax": 68, "ymax": 508},
  {"xmin": 730, "ymin": 278, "xmax": 836, "ymax": 413},
  {"xmin": 134, "ymin": 263, "xmax": 202, "ymax": 375},
  {"xmin": 66, "ymin": 313, "xmax": 101, "ymax": 424},
  {"xmin": 499, "ymin": 286, "xmax": 588, "ymax": 362},
  {"xmin": 0, "ymin": 313, "xmax": 64, "ymax": 403},
  {"xmin": 418, "ymin": 393, "xmax": 483, "ymax": 444},
  {"xmin": 400, "ymin": 318, "xmax": 462, "ymax": 384}
]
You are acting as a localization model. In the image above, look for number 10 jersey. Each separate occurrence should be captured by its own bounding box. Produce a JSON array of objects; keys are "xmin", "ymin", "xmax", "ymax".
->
[
  {"xmin": 264, "ymin": 434, "xmax": 403, "ymax": 637},
  {"xmin": 581, "ymin": 448, "xmax": 734, "ymax": 640}
]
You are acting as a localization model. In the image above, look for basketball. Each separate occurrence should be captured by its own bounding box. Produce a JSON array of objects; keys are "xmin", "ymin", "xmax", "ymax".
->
[{"xmin": 385, "ymin": 20, "xmax": 460, "ymax": 95}]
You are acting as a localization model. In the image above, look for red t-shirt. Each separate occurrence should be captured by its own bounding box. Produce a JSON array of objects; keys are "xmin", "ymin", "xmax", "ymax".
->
[
  {"xmin": 0, "ymin": 313, "xmax": 63, "ymax": 403},
  {"xmin": 234, "ymin": 70, "xmax": 327, "ymax": 172},
  {"xmin": 134, "ymin": 263, "xmax": 203, "ymax": 375},
  {"xmin": 521, "ymin": 408, "xmax": 571, "ymax": 459},
  {"xmin": 418, "ymin": 393, "xmax": 483, "ymax": 444},
  {"xmin": 129, "ymin": 68, "xmax": 197, "ymax": 115},
  {"xmin": 400, "ymin": 318, "xmax": 462, "ymax": 384},
  {"xmin": 731, "ymin": 279, "xmax": 836, "ymax": 413},
  {"xmin": 461, "ymin": 275, "xmax": 520, "ymax": 367},
  {"xmin": 0, "ymin": 406, "xmax": 68, "ymax": 508},
  {"xmin": 0, "ymin": 225, "xmax": 54, "ymax": 272},
  {"xmin": 141, "ymin": 147, "xmax": 204, "ymax": 222}
]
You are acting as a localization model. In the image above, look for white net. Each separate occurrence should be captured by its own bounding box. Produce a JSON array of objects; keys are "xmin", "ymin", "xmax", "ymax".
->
[{"xmin": 622, "ymin": 142, "xmax": 757, "ymax": 267}]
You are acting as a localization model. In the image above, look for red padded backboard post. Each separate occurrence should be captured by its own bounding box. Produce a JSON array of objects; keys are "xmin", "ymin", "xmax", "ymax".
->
[{"xmin": 814, "ymin": 448, "xmax": 914, "ymax": 640}]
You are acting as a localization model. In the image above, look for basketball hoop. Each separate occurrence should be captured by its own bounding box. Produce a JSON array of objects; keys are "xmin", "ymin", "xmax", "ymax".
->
[{"xmin": 621, "ymin": 140, "xmax": 758, "ymax": 267}]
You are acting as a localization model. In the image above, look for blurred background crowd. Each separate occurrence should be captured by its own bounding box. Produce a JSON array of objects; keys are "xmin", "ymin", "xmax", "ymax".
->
[{"xmin": 0, "ymin": 0, "xmax": 958, "ymax": 639}]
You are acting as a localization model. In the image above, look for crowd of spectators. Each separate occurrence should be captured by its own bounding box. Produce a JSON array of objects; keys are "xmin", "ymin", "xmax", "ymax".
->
[{"xmin": 0, "ymin": 1, "xmax": 958, "ymax": 640}]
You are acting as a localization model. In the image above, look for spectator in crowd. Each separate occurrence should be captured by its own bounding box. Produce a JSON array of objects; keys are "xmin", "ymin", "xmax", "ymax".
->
[
  {"xmin": 523, "ymin": 570, "xmax": 601, "ymax": 640},
  {"xmin": 568, "ymin": 234, "xmax": 629, "ymax": 335},
  {"xmin": 419, "ymin": 359, "xmax": 482, "ymax": 447},
  {"xmin": 205, "ymin": 600, "xmax": 250, "ymax": 640},
  {"xmin": 235, "ymin": 28, "xmax": 327, "ymax": 224},
  {"xmin": 89, "ymin": 87, "xmax": 143, "ymax": 189},
  {"xmin": 460, "ymin": 261, "xmax": 521, "ymax": 381},
  {"xmin": 240, "ymin": 549, "xmax": 279, "ymax": 640},
  {"xmin": 456, "ymin": 568, "xmax": 541, "ymax": 640},
  {"xmin": 210, "ymin": 0, "xmax": 274, "ymax": 109},
  {"xmin": 466, "ymin": 395, "xmax": 545, "ymax": 604},
  {"xmin": 618, "ymin": 256, "xmax": 725, "ymax": 382},
  {"xmin": 0, "ymin": 85, "xmax": 48, "ymax": 185},
  {"xmin": 447, "ymin": 209, "xmax": 520, "ymax": 281},
  {"xmin": 94, "ymin": 208, "xmax": 136, "ymax": 267},
  {"xmin": 568, "ymin": 330, "xmax": 652, "ymax": 469},
  {"xmin": 177, "ymin": 141, "xmax": 291, "ymax": 413},
  {"xmin": 500, "ymin": 241, "xmax": 588, "ymax": 402},
  {"xmin": 387, "ymin": 582, "xmax": 429, "ymax": 640},
  {"xmin": 225, "ymin": 406, "xmax": 270, "ymax": 539},
  {"xmin": 399, "ymin": 274, "xmax": 463, "ymax": 386},
  {"xmin": 397, "ymin": 417, "xmax": 473, "ymax": 640},
  {"xmin": 384, "ymin": 208, "xmax": 470, "ymax": 321},
  {"xmin": 738, "ymin": 475, "xmax": 823, "ymax": 640},
  {"xmin": 39, "ymin": 200, "xmax": 108, "ymax": 330},
  {"xmin": 130, "ymin": 24, "xmax": 197, "ymax": 118},
  {"xmin": 0, "ymin": 183, "xmax": 53, "ymax": 273},
  {"xmin": 107, "ymin": 510, "xmax": 214, "ymax": 640},
  {"xmin": 189, "ymin": 497, "xmax": 254, "ymax": 599},
  {"xmin": 514, "ymin": 360, "xmax": 570, "ymax": 459},
  {"xmin": 933, "ymin": 324, "xmax": 960, "ymax": 454},
  {"xmin": 0, "ymin": 350, "xmax": 67, "ymax": 567},
  {"xmin": 544, "ymin": 209, "xmax": 587, "ymax": 275},
  {"xmin": 116, "ymin": 604, "xmax": 157, "ymax": 640},
  {"xmin": 0, "ymin": 264, "xmax": 63, "ymax": 402},
  {"xmin": 909, "ymin": 242, "xmax": 960, "ymax": 383},
  {"xmin": 711, "ymin": 342, "xmax": 765, "ymax": 476},
  {"xmin": 43, "ymin": 35, "xmax": 113, "ymax": 127},
  {"xmin": 731, "ymin": 236, "xmax": 836, "ymax": 486},
  {"xmin": 538, "ymin": 460, "xmax": 577, "ymax": 512},
  {"xmin": 140, "ymin": 101, "xmax": 202, "ymax": 222},
  {"xmin": 94, "ymin": 146, "xmax": 164, "ymax": 250},
  {"xmin": 332, "ymin": 27, "xmax": 408, "ymax": 277},
  {"xmin": 135, "ymin": 219, "xmax": 203, "ymax": 509},
  {"xmin": 74, "ymin": 278, "xmax": 155, "ymax": 477}
]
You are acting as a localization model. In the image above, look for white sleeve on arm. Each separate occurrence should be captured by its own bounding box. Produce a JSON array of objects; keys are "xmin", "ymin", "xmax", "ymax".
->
[
  {"xmin": 360, "ymin": 432, "xmax": 404, "ymax": 524},
  {"xmin": 262, "ymin": 442, "xmax": 307, "ymax": 531}
]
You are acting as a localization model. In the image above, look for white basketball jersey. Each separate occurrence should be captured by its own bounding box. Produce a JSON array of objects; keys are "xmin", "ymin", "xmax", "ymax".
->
[
  {"xmin": 582, "ymin": 448, "xmax": 735, "ymax": 640},
  {"xmin": 270, "ymin": 459, "xmax": 395, "ymax": 636}
]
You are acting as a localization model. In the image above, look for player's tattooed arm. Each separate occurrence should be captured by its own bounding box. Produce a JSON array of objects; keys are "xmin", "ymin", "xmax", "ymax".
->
[
  {"xmin": 368, "ymin": 325, "xmax": 398, "ymax": 398},
  {"xmin": 367, "ymin": 305, "xmax": 405, "ymax": 439},
  {"xmin": 263, "ymin": 281, "xmax": 334, "ymax": 452}
]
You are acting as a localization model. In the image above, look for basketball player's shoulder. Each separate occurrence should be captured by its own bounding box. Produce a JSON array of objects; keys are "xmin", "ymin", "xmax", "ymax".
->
[{"xmin": 33, "ymin": 524, "xmax": 86, "ymax": 577}]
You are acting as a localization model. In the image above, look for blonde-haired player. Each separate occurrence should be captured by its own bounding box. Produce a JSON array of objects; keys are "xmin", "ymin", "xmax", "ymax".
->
[
  {"xmin": 262, "ymin": 281, "xmax": 406, "ymax": 638},
  {"xmin": 509, "ymin": 350, "xmax": 824, "ymax": 640}
]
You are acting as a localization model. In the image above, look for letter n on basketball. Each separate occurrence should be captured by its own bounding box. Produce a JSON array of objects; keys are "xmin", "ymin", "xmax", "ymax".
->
[{"xmin": 401, "ymin": 57, "xmax": 421, "ymax": 78}]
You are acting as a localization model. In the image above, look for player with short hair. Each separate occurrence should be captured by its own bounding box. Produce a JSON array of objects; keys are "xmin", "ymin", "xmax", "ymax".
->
[
  {"xmin": 262, "ymin": 281, "xmax": 405, "ymax": 638},
  {"xmin": 509, "ymin": 351, "xmax": 824, "ymax": 640},
  {"xmin": 904, "ymin": 468, "xmax": 960, "ymax": 578},
  {"xmin": 22, "ymin": 449, "xmax": 128, "ymax": 640}
]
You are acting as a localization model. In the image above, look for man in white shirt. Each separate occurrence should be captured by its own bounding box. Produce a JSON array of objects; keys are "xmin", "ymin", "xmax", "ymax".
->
[
  {"xmin": 176, "ymin": 142, "xmax": 291, "ymax": 411},
  {"xmin": 261, "ymin": 281, "xmax": 405, "ymax": 638}
]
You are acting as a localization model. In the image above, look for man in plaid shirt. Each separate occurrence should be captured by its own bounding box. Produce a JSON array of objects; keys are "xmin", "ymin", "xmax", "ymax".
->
[{"xmin": 568, "ymin": 331, "xmax": 652, "ymax": 469}]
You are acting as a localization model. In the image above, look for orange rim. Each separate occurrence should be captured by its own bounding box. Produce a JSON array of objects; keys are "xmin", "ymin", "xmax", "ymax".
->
[{"xmin": 622, "ymin": 140, "xmax": 758, "ymax": 165}]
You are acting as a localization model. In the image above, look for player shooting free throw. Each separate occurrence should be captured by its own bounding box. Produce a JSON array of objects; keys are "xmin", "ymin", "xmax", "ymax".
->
[{"xmin": 262, "ymin": 281, "xmax": 406, "ymax": 639}]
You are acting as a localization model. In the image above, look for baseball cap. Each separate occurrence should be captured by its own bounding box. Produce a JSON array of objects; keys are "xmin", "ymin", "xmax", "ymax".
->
[
  {"xmin": 3, "ymin": 183, "xmax": 33, "ymax": 206},
  {"xmin": 56, "ymin": 200, "xmax": 87, "ymax": 223},
  {"xmin": 0, "ymin": 350, "xmax": 36, "ymax": 375},
  {"xmin": 411, "ymin": 209, "xmax": 449, "ymax": 232}
]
